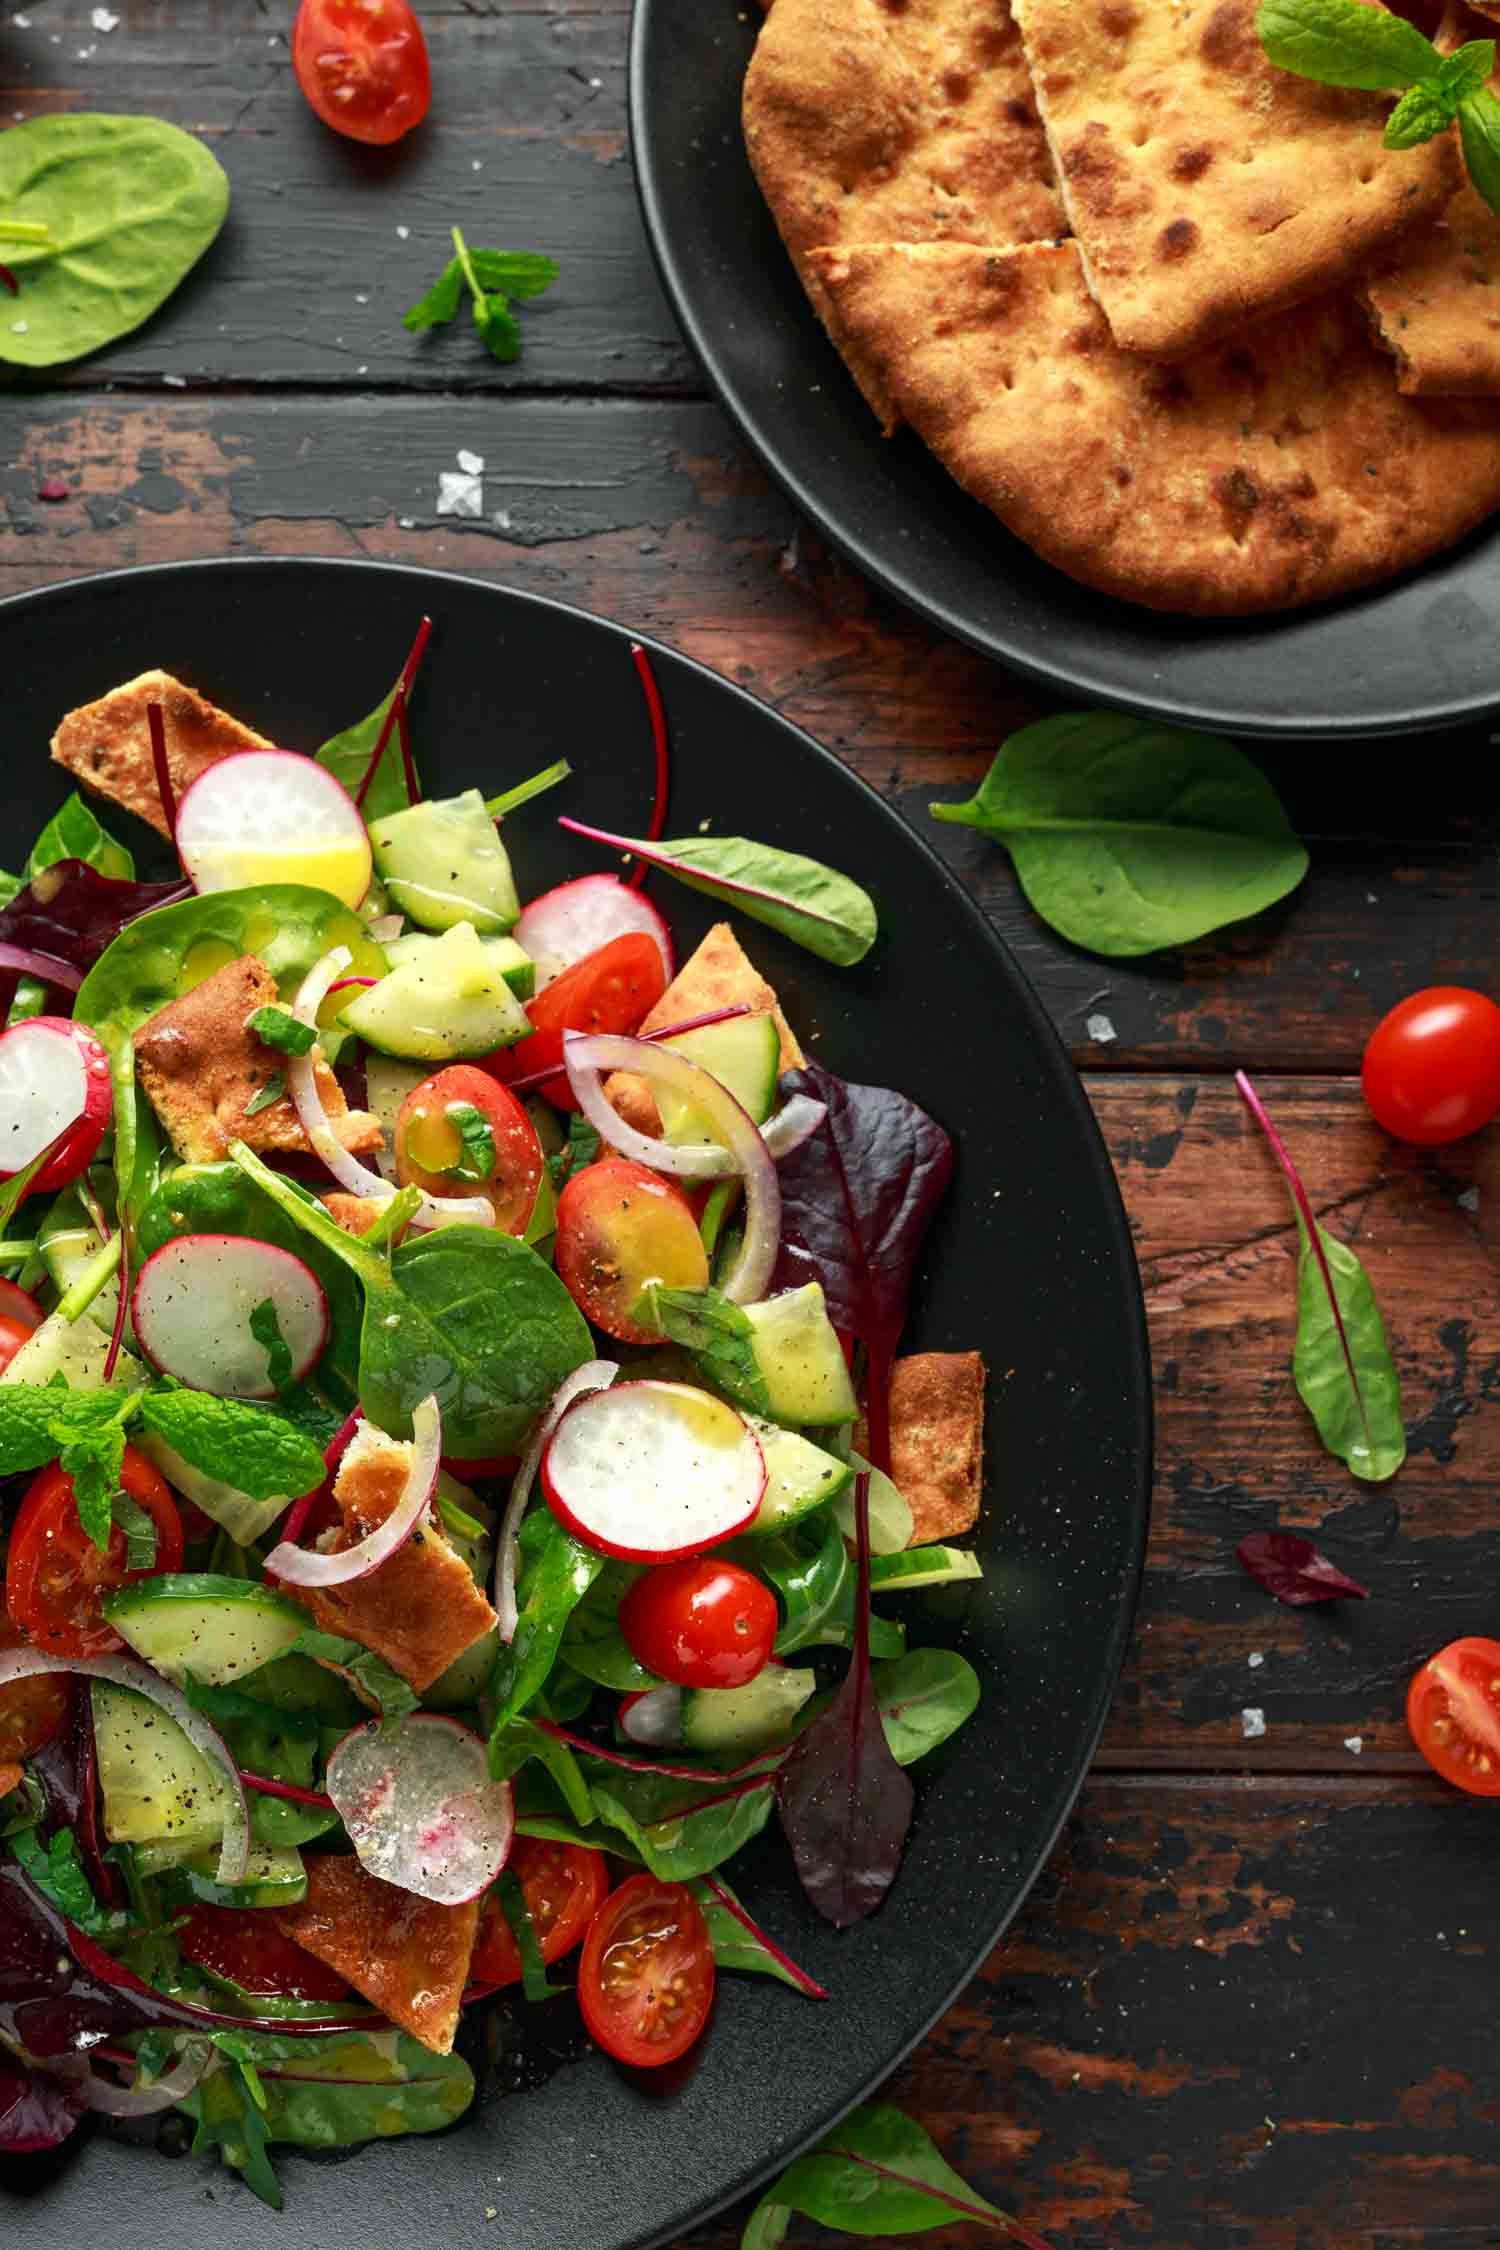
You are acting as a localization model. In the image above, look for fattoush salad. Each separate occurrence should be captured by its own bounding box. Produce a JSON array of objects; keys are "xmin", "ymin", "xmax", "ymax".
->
[{"xmin": 0, "ymin": 625, "xmax": 985, "ymax": 2205}]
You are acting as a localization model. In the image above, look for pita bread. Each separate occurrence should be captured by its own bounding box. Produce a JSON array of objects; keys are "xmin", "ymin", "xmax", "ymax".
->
[
  {"xmin": 808, "ymin": 238, "xmax": 1500, "ymax": 613},
  {"xmin": 1009, "ymin": 0, "xmax": 1459, "ymax": 357},
  {"xmin": 276, "ymin": 1856, "xmax": 479, "ymax": 2054},
  {"xmin": 1365, "ymin": 182, "xmax": 1500, "ymax": 395},
  {"xmin": 52, "ymin": 669, "xmax": 274, "ymax": 840},
  {"xmin": 604, "ymin": 923, "xmax": 803, "ymax": 1140},
  {"xmin": 888, "ymin": 1351, "xmax": 986, "ymax": 1544},
  {"xmin": 744, "ymin": 0, "xmax": 1064, "ymax": 426}
]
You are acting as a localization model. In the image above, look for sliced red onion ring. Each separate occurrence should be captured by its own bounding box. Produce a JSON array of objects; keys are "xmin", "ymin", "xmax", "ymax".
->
[
  {"xmin": 563, "ymin": 1030, "xmax": 781, "ymax": 1302},
  {"xmin": 366, "ymin": 913, "xmax": 405, "ymax": 943},
  {"xmin": 761, "ymin": 1093, "xmax": 828, "ymax": 1161},
  {"xmin": 326, "ymin": 1712, "xmax": 514, "ymax": 1904},
  {"xmin": 72, "ymin": 2042, "xmax": 218, "ymax": 2117},
  {"xmin": 265, "ymin": 1396, "xmax": 440, "ymax": 1589},
  {"xmin": 0, "ymin": 941, "xmax": 83, "ymax": 992},
  {"xmin": 495, "ymin": 1359, "xmax": 618, "ymax": 1641},
  {"xmin": 0, "ymin": 1650, "xmax": 248, "ymax": 1885},
  {"xmin": 289, "ymin": 948, "xmax": 493, "ymax": 1231}
]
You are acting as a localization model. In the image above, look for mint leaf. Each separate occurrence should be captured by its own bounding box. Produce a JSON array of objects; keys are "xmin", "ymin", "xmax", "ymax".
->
[
  {"xmin": 404, "ymin": 225, "xmax": 556, "ymax": 363},
  {"xmin": 1385, "ymin": 82, "xmax": 1452, "ymax": 148},
  {"xmin": 443, "ymin": 1101, "xmax": 496, "ymax": 1184},
  {"xmin": 468, "ymin": 249, "xmax": 558, "ymax": 300},
  {"xmin": 1440, "ymin": 39, "xmax": 1495, "ymax": 102},
  {"xmin": 112, "ymin": 1487, "xmax": 158, "ymax": 1571},
  {"xmin": 285, "ymin": 1628, "xmax": 420, "ymax": 1721},
  {"xmin": 1256, "ymin": 0, "xmax": 1440, "ymax": 90},
  {"xmin": 243, "ymin": 1071, "xmax": 285, "ymax": 1118},
  {"xmin": 0, "ymin": 1384, "xmax": 133, "ymax": 1475},
  {"xmin": 249, "ymin": 1297, "xmax": 295, "ymax": 1394},
  {"xmin": 245, "ymin": 1005, "xmax": 316, "ymax": 1058},
  {"xmin": 473, "ymin": 292, "xmax": 524, "ymax": 364},
  {"xmin": 59, "ymin": 1412, "xmax": 129, "ymax": 1553},
  {"xmin": 401, "ymin": 257, "xmax": 464, "ymax": 332},
  {"xmin": 1460, "ymin": 86, "xmax": 1500, "ymax": 215},
  {"xmin": 10, "ymin": 1826, "xmax": 121, "ymax": 1935},
  {"xmin": 138, "ymin": 1388, "xmax": 325, "ymax": 1504}
]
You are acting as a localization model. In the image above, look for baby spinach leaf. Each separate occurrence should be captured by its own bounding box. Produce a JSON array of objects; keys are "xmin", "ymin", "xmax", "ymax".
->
[
  {"xmin": 489, "ymin": 1713, "xmax": 595, "ymax": 1828},
  {"xmin": 871, "ymin": 1649, "xmax": 981, "ymax": 1765},
  {"xmin": 559, "ymin": 1558, "xmax": 655, "ymax": 1692},
  {"xmin": 559, "ymin": 817, "xmax": 878, "ymax": 966},
  {"xmin": 315, "ymin": 664, "xmax": 423, "ymax": 827},
  {"xmin": 758, "ymin": 1517, "xmax": 852, "ymax": 1655},
  {"xmin": 691, "ymin": 1873, "xmax": 828, "ymax": 1999},
  {"xmin": 181, "ymin": 1681, "xmax": 339, "ymax": 1849},
  {"xmin": 0, "ymin": 115, "xmax": 230, "ymax": 368},
  {"xmin": 27, "ymin": 794, "xmax": 133, "ymax": 883},
  {"xmin": 281, "ymin": 1629, "xmax": 419, "ymax": 1723},
  {"xmin": 930, "ymin": 712, "xmax": 1308, "ymax": 958},
  {"xmin": 490, "ymin": 1514, "xmax": 604, "ymax": 1737},
  {"xmin": 588, "ymin": 1768, "xmax": 776, "ymax": 1882},
  {"xmin": 744, "ymin": 2103, "xmax": 1048, "ymax": 2249}
]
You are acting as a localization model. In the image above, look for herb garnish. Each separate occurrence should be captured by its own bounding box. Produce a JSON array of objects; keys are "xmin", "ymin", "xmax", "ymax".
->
[
  {"xmin": 402, "ymin": 227, "xmax": 559, "ymax": 363},
  {"xmin": 243, "ymin": 1072, "xmax": 286, "ymax": 1118},
  {"xmin": 442, "ymin": 1100, "xmax": 496, "ymax": 1183},
  {"xmin": 246, "ymin": 1004, "xmax": 316, "ymax": 1057}
]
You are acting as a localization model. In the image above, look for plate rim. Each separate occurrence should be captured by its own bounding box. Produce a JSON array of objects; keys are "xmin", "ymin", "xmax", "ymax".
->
[{"xmin": 0, "ymin": 552, "xmax": 1153, "ymax": 2248}]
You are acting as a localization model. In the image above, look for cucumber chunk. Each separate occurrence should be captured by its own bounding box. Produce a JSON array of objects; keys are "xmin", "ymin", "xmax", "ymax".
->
[
  {"xmin": 0, "ymin": 1306, "xmax": 145, "ymax": 1392},
  {"xmin": 384, "ymin": 929, "xmax": 535, "ymax": 1001},
  {"xmin": 102, "ymin": 1572, "xmax": 308, "ymax": 1686},
  {"xmin": 834, "ymin": 1452, "xmax": 915, "ymax": 1555},
  {"xmin": 342, "ymin": 921, "xmax": 531, "ymax": 1062},
  {"xmin": 680, "ymin": 1663, "xmax": 816, "ymax": 1753},
  {"xmin": 743, "ymin": 1421, "xmax": 853, "ymax": 1536},
  {"xmin": 743, "ymin": 1284, "xmax": 858, "ymax": 1425},
  {"xmin": 92, "ymin": 1681, "xmax": 232, "ymax": 1850},
  {"xmin": 364, "ymin": 1051, "xmax": 428, "ymax": 1139},
  {"xmin": 868, "ymin": 1545, "xmax": 983, "ymax": 1591},
  {"xmin": 369, "ymin": 789, "xmax": 521, "ymax": 934},
  {"xmin": 38, "ymin": 1188, "xmax": 121, "ymax": 1335},
  {"xmin": 657, "ymin": 1011, "xmax": 781, "ymax": 1142},
  {"xmin": 132, "ymin": 1432, "xmax": 292, "ymax": 1550},
  {"xmin": 164, "ymin": 1841, "xmax": 308, "ymax": 1911}
]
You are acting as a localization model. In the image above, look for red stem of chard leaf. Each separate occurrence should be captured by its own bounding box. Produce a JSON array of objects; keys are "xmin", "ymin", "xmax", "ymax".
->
[
  {"xmin": 146, "ymin": 703, "xmax": 177, "ymax": 839},
  {"xmin": 530, "ymin": 1714, "xmax": 782, "ymax": 1787},
  {"xmin": 626, "ymin": 641, "xmax": 670, "ymax": 889},
  {"xmin": 1234, "ymin": 1070, "xmax": 1374, "ymax": 1461},
  {"xmin": 0, "ymin": 263, "xmax": 17, "ymax": 296},
  {"xmin": 101, "ymin": 1228, "xmax": 129, "ymax": 1384},
  {"xmin": 354, "ymin": 614, "xmax": 432, "ymax": 811},
  {"xmin": 698, "ymin": 1871, "xmax": 828, "ymax": 1999},
  {"xmin": 238, "ymin": 1770, "xmax": 335, "ymax": 1811},
  {"xmin": 650, "ymin": 1771, "xmax": 776, "ymax": 1825},
  {"xmin": 277, "ymin": 1408, "xmax": 360, "ymax": 1548},
  {"xmin": 818, "ymin": 2149, "xmax": 1056, "ymax": 2250}
]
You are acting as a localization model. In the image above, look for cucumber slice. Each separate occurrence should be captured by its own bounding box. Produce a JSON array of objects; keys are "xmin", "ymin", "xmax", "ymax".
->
[
  {"xmin": 163, "ymin": 1841, "xmax": 308, "ymax": 1911},
  {"xmin": 680, "ymin": 1663, "xmax": 816, "ymax": 1753},
  {"xmin": 38, "ymin": 1189, "xmax": 120, "ymax": 1336},
  {"xmin": 132, "ymin": 1431, "xmax": 292, "ymax": 1550},
  {"xmin": 743, "ymin": 1284, "xmax": 858, "ymax": 1425},
  {"xmin": 869, "ymin": 1545, "xmax": 983, "ymax": 1591},
  {"xmin": 424, "ymin": 1626, "xmax": 500, "ymax": 1711},
  {"xmin": 342, "ymin": 921, "xmax": 531, "ymax": 1062},
  {"xmin": 92, "ymin": 1681, "xmax": 232, "ymax": 1849},
  {"xmin": 0, "ymin": 1306, "xmax": 146, "ymax": 1392},
  {"xmin": 657, "ymin": 1011, "xmax": 781, "ymax": 1143},
  {"xmin": 364, "ymin": 1051, "xmax": 428, "ymax": 1139},
  {"xmin": 369, "ymin": 790, "xmax": 521, "ymax": 934},
  {"xmin": 743, "ymin": 1421, "xmax": 853, "ymax": 1536},
  {"xmin": 102, "ymin": 1572, "xmax": 308, "ymax": 1686},
  {"xmin": 384, "ymin": 929, "xmax": 535, "ymax": 1002},
  {"xmin": 834, "ymin": 1452, "xmax": 914, "ymax": 1555}
]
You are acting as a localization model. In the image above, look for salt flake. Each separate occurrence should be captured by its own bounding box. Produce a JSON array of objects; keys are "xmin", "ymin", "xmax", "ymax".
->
[
  {"xmin": 396, "ymin": 225, "xmax": 411, "ymax": 240},
  {"xmin": 10, "ymin": 318, "xmax": 28, "ymax": 333},
  {"xmin": 1247, "ymin": 1651, "xmax": 1264, "ymax": 1669},
  {"xmin": 1086, "ymin": 1012, "xmax": 1117, "ymax": 1045},
  {"xmin": 1459, "ymin": 1187, "xmax": 1480, "ymax": 1214},
  {"xmin": 1344, "ymin": 1736, "xmax": 1363, "ymax": 1756},
  {"xmin": 1241, "ymin": 1707, "xmax": 1266, "ymax": 1740},
  {"xmin": 456, "ymin": 448, "xmax": 484, "ymax": 476},
  {"xmin": 90, "ymin": 4, "xmax": 119, "ymax": 26},
  {"xmin": 436, "ymin": 471, "xmax": 482, "ymax": 518},
  {"xmin": 11, "ymin": 12, "xmax": 31, "ymax": 25}
]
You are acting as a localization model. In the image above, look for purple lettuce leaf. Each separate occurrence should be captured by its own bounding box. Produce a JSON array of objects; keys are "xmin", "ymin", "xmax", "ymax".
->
[
  {"xmin": 0, "ymin": 859, "xmax": 189, "ymax": 1016},
  {"xmin": 0, "ymin": 2053, "xmax": 87, "ymax": 2154},
  {"xmin": 1237, "ymin": 1530, "xmax": 1370, "ymax": 1607}
]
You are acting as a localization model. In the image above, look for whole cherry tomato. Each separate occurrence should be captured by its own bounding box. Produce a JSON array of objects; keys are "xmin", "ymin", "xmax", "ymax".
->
[
  {"xmin": 619, "ymin": 1556, "xmax": 777, "ymax": 1689},
  {"xmin": 1362, "ymin": 987, "xmax": 1500, "ymax": 1146}
]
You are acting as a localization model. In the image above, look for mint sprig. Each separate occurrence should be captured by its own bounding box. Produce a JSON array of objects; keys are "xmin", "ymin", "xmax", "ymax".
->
[
  {"xmin": 0, "ymin": 1379, "xmax": 327, "ymax": 1521},
  {"xmin": 442, "ymin": 1101, "xmax": 496, "ymax": 1184},
  {"xmin": 1258, "ymin": 1, "xmax": 1500, "ymax": 210},
  {"xmin": 402, "ymin": 226, "xmax": 558, "ymax": 364},
  {"xmin": 245, "ymin": 1005, "xmax": 316, "ymax": 1058}
]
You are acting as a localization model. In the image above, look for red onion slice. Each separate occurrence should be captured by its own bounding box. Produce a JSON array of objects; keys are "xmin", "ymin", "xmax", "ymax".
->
[
  {"xmin": 288, "ymin": 949, "xmax": 493, "ymax": 1231},
  {"xmin": 563, "ymin": 1030, "xmax": 781, "ymax": 1302},
  {"xmin": 72, "ymin": 2042, "xmax": 218, "ymax": 2117},
  {"xmin": 0, "ymin": 1650, "xmax": 248, "ymax": 1885},
  {"xmin": 265, "ymin": 1396, "xmax": 441, "ymax": 1589},
  {"xmin": 494, "ymin": 1359, "xmax": 618, "ymax": 1641},
  {"xmin": 326, "ymin": 1712, "xmax": 514, "ymax": 1904},
  {"xmin": 761, "ymin": 1093, "xmax": 828, "ymax": 1161}
]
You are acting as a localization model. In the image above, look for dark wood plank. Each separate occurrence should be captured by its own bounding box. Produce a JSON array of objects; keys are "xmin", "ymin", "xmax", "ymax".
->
[
  {"xmin": 0, "ymin": 0, "xmax": 693, "ymax": 394},
  {"xmin": 680, "ymin": 1774, "xmax": 1500, "ymax": 2249}
]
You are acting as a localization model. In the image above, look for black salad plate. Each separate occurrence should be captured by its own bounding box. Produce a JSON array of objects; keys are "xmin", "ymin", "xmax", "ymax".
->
[
  {"xmin": 1, "ymin": 559, "xmax": 1151, "ymax": 2250},
  {"xmin": 629, "ymin": 0, "xmax": 1500, "ymax": 739}
]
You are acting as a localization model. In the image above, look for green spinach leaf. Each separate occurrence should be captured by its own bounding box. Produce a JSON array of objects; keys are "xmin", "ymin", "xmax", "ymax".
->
[
  {"xmin": 870, "ymin": 1649, "xmax": 982, "ymax": 1766},
  {"xmin": 558, "ymin": 1557, "xmax": 655, "ymax": 1691},
  {"xmin": 561, "ymin": 819, "xmax": 877, "ymax": 966},
  {"xmin": 490, "ymin": 1514, "xmax": 604, "ymax": 1736},
  {"xmin": 281, "ymin": 1629, "xmax": 419, "ymax": 1723},
  {"xmin": 0, "ymin": 115, "xmax": 230, "ymax": 368},
  {"xmin": 488, "ymin": 1710, "xmax": 595, "ymax": 1828},
  {"xmin": 743, "ymin": 2103, "xmax": 1031, "ymax": 2247},
  {"xmin": 588, "ymin": 1767, "xmax": 776, "ymax": 1882},
  {"xmin": 315, "ymin": 685, "xmax": 420, "ymax": 826},
  {"xmin": 27, "ymin": 792, "xmax": 134, "ymax": 882},
  {"xmin": 182, "ymin": 1681, "xmax": 340, "ymax": 1850},
  {"xmin": 930, "ymin": 712, "xmax": 1308, "ymax": 957}
]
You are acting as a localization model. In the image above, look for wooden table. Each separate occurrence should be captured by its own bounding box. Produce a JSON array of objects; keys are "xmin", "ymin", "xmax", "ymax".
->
[{"xmin": 7, "ymin": 7, "xmax": 1500, "ymax": 2242}]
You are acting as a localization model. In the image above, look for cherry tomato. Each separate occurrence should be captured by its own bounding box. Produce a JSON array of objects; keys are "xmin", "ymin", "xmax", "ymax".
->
[
  {"xmin": 577, "ymin": 1873, "xmax": 714, "ymax": 2069},
  {"xmin": 0, "ymin": 1279, "xmax": 44, "ymax": 1333},
  {"xmin": 395, "ymin": 1063, "xmax": 545, "ymax": 1235},
  {"xmin": 471, "ymin": 1838, "xmax": 610, "ymax": 1987},
  {"xmin": 0, "ymin": 1315, "xmax": 32, "ymax": 1379},
  {"xmin": 0, "ymin": 1613, "xmax": 67, "ymax": 1767},
  {"xmin": 1361, "ymin": 987, "xmax": 1500, "ymax": 1146},
  {"xmin": 177, "ymin": 1905, "xmax": 354, "ymax": 2003},
  {"xmin": 1408, "ymin": 1636, "xmax": 1500, "ymax": 1795},
  {"xmin": 291, "ymin": 0, "xmax": 431, "ymax": 146},
  {"xmin": 619, "ymin": 1558, "xmax": 777, "ymax": 1689},
  {"xmin": 555, "ymin": 1158, "xmax": 707, "ymax": 1343},
  {"xmin": 5, "ymin": 1447, "xmax": 184, "ymax": 1657},
  {"xmin": 489, "ymin": 933, "xmax": 669, "ymax": 1111}
]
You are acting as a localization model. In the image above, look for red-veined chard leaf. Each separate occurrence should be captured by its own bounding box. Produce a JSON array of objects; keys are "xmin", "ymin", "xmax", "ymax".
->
[
  {"xmin": 1236, "ymin": 1073, "xmax": 1405, "ymax": 1484},
  {"xmin": 0, "ymin": 859, "xmax": 189, "ymax": 1018},
  {"xmin": 741, "ymin": 2102, "xmax": 1055, "ymax": 2249},
  {"xmin": 1237, "ymin": 1530, "xmax": 1370, "ymax": 1607}
]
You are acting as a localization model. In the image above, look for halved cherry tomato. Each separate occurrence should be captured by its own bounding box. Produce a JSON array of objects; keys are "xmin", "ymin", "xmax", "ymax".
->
[
  {"xmin": 1362, "ymin": 987, "xmax": 1500, "ymax": 1146},
  {"xmin": 5, "ymin": 1447, "xmax": 184, "ymax": 1657},
  {"xmin": 489, "ymin": 933, "xmax": 668, "ymax": 1111},
  {"xmin": 0, "ymin": 1315, "xmax": 32, "ymax": 1379},
  {"xmin": 0, "ymin": 1613, "xmax": 67, "ymax": 1766},
  {"xmin": 395, "ymin": 1063, "xmax": 545, "ymax": 1235},
  {"xmin": 291, "ymin": 0, "xmax": 431, "ymax": 146},
  {"xmin": 555, "ymin": 1158, "xmax": 707, "ymax": 1343},
  {"xmin": 620, "ymin": 1558, "xmax": 777, "ymax": 1690},
  {"xmin": 1408, "ymin": 1636, "xmax": 1500, "ymax": 1795},
  {"xmin": 177, "ymin": 1905, "xmax": 354, "ymax": 2003},
  {"xmin": 0, "ymin": 1278, "xmax": 44, "ymax": 1333},
  {"xmin": 471, "ymin": 1837, "xmax": 610, "ymax": 1987},
  {"xmin": 578, "ymin": 1873, "xmax": 714, "ymax": 2068}
]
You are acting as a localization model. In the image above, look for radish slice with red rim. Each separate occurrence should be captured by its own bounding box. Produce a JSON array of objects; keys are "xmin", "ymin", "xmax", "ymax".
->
[
  {"xmin": 619, "ymin": 1685, "xmax": 683, "ymax": 1749},
  {"xmin": 131, "ymin": 1233, "xmax": 329, "ymax": 1399},
  {"xmin": 542, "ymin": 1379, "xmax": 766, "ymax": 1562},
  {"xmin": 0, "ymin": 1016, "xmax": 112, "ymax": 1191},
  {"xmin": 326, "ymin": 1711, "xmax": 514, "ymax": 1904},
  {"xmin": 266, "ymin": 1398, "xmax": 441, "ymax": 1588},
  {"xmin": 494, "ymin": 1360, "xmax": 618, "ymax": 1641},
  {"xmin": 175, "ymin": 751, "xmax": 373, "ymax": 911},
  {"xmin": 515, "ymin": 874, "xmax": 674, "ymax": 991}
]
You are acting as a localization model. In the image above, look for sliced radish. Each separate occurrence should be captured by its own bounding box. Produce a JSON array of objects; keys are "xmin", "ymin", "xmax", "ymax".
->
[
  {"xmin": 131, "ymin": 1234, "xmax": 329, "ymax": 1400},
  {"xmin": 494, "ymin": 1359, "xmax": 618, "ymax": 1641},
  {"xmin": 542, "ymin": 1380, "xmax": 766, "ymax": 1562},
  {"xmin": 175, "ymin": 751, "xmax": 373, "ymax": 912},
  {"xmin": 619, "ymin": 1685, "xmax": 683, "ymax": 1749},
  {"xmin": 326, "ymin": 1711, "xmax": 514, "ymax": 1905},
  {"xmin": 0, "ymin": 1276, "xmax": 45, "ymax": 1332},
  {"xmin": 0, "ymin": 1016, "xmax": 112, "ymax": 1191},
  {"xmin": 516, "ymin": 874, "xmax": 673, "ymax": 991},
  {"xmin": 266, "ymin": 1400, "xmax": 440, "ymax": 1588}
]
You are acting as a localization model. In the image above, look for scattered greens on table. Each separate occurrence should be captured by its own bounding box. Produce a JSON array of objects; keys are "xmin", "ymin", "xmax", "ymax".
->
[{"xmin": 403, "ymin": 226, "xmax": 559, "ymax": 363}]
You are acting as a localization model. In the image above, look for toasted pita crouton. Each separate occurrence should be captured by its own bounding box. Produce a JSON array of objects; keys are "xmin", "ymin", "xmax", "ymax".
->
[
  {"xmin": 280, "ymin": 1425, "xmax": 498, "ymax": 1693},
  {"xmin": 0, "ymin": 1764, "xmax": 22, "ymax": 1800},
  {"xmin": 320, "ymin": 1192, "xmax": 387, "ymax": 1238},
  {"xmin": 1365, "ymin": 182, "xmax": 1500, "ymax": 396},
  {"xmin": 888, "ymin": 1351, "xmax": 985, "ymax": 1544},
  {"xmin": 276, "ymin": 1856, "xmax": 479, "ymax": 2054},
  {"xmin": 605, "ymin": 923, "xmax": 804, "ymax": 1138},
  {"xmin": 135, "ymin": 954, "xmax": 382, "ymax": 1167},
  {"xmin": 52, "ymin": 670, "xmax": 275, "ymax": 841}
]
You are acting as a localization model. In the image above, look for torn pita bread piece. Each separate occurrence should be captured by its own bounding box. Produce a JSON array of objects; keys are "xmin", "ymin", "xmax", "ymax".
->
[
  {"xmin": 1009, "ymin": 0, "xmax": 1459, "ymax": 357},
  {"xmin": 1364, "ymin": 183, "xmax": 1500, "ymax": 394},
  {"xmin": 744, "ymin": 0, "xmax": 1063, "ymax": 427},
  {"xmin": 52, "ymin": 669, "xmax": 274, "ymax": 841},
  {"xmin": 888, "ymin": 1350, "xmax": 985, "ymax": 1545},
  {"xmin": 604, "ymin": 922, "xmax": 804, "ymax": 1140},
  {"xmin": 135, "ymin": 952, "xmax": 383, "ymax": 1166},
  {"xmin": 278, "ymin": 1425, "xmax": 498, "ymax": 1693},
  {"xmin": 276, "ymin": 1855, "xmax": 480, "ymax": 2054},
  {"xmin": 320, "ymin": 1191, "xmax": 388, "ymax": 1238},
  {"xmin": 807, "ymin": 238, "xmax": 1500, "ymax": 614}
]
